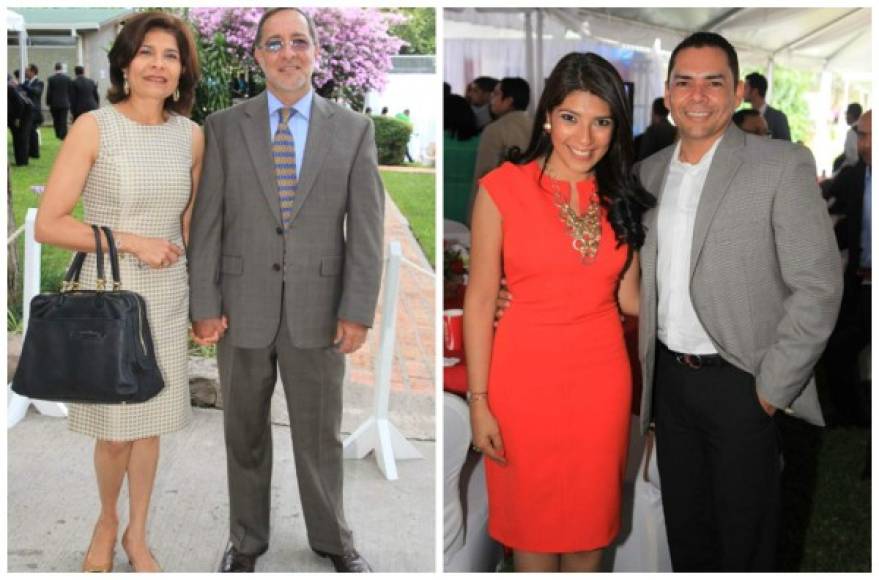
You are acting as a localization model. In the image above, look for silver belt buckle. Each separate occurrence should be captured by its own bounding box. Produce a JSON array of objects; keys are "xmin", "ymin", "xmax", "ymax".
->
[{"xmin": 676, "ymin": 353, "xmax": 703, "ymax": 369}]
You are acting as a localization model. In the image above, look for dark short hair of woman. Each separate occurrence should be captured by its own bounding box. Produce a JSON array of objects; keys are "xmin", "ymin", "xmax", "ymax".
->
[
  {"xmin": 516, "ymin": 52, "xmax": 655, "ymax": 249},
  {"xmin": 106, "ymin": 11, "xmax": 200, "ymax": 116}
]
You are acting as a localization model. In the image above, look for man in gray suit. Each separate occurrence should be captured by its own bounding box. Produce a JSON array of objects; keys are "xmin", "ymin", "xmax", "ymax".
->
[
  {"xmin": 635, "ymin": 32, "xmax": 842, "ymax": 571},
  {"xmin": 188, "ymin": 8, "xmax": 384, "ymax": 573}
]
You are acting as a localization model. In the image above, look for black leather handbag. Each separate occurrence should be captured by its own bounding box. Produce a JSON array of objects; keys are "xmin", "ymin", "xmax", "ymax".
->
[{"xmin": 12, "ymin": 225, "xmax": 165, "ymax": 403}]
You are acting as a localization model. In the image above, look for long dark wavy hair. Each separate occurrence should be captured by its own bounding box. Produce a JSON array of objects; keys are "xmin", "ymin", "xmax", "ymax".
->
[{"xmin": 514, "ymin": 52, "xmax": 655, "ymax": 249}]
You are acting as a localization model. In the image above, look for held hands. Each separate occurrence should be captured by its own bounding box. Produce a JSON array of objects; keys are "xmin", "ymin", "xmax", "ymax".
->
[
  {"xmin": 470, "ymin": 401, "xmax": 507, "ymax": 464},
  {"xmin": 334, "ymin": 319, "xmax": 368, "ymax": 354},
  {"xmin": 123, "ymin": 233, "xmax": 184, "ymax": 269},
  {"xmin": 191, "ymin": 316, "xmax": 228, "ymax": 346}
]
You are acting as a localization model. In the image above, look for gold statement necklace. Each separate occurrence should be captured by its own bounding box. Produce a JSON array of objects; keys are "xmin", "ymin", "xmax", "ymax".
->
[{"xmin": 543, "ymin": 162, "xmax": 601, "ymax": 263}]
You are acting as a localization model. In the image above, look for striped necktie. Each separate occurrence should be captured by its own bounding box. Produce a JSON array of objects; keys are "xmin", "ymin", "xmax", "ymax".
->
[{"xmin": 273, "ymin": 107, "xmax": 298, "ymax": 229}]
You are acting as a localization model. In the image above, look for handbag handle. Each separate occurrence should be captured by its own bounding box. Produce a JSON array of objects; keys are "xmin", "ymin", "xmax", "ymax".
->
[
  {"xmin": 100, "ymin": 226, "xmax": 122, "ymax": 290},
  {"xmin": 62, "ymin": 225, "xmax": 105, "ymax": 291}
]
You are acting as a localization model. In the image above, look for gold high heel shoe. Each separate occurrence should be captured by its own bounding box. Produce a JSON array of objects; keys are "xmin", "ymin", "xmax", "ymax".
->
[
  {"xmin": 122, "ymin": 531, "xmax": 162, "ymax": 573},
  {"xmin": 82, "ymin": 524, "xmax": 116, "ymax": 573}
]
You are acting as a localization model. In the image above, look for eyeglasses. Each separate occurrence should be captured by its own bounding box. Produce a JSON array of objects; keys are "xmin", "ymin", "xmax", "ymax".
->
[{"xmin": 258, "ymin": 38, "xmax": 312, "ymax": 54}]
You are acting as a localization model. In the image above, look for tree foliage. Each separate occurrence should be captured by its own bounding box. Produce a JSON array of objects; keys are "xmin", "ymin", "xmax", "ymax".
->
[
  {"xmin": 191, "ymin": 32, "xmax": 232, "ymax": 124},
  {"xmin": 387, "ymin": 8, "xmax": 435, "ymax": 55},
  {"xmin": 189, "ymin": 8, "xmax": 406, "ymax": 109}
]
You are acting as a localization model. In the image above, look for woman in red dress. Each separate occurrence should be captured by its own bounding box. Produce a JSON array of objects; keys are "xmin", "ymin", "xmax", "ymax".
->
[{"xmin": 464, "ymin": 53, "xmax": 654, "ymax": 572}]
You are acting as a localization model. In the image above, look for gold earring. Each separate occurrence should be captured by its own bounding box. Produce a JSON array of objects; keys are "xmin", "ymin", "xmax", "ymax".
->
[
  {"xmin": 543, "ymin": 122, "xmax": 551, "ymax": 132},
  {"xmin": 123, "ymin": 77, "xmax": 130, "ymax": 96},
  {"xmin": 173, "ymin": 87, "xmax": 180, "ymax": 102}
]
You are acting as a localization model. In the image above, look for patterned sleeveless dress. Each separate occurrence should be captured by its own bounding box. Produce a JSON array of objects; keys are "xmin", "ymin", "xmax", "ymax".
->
[{"xmin": 68, "ymin": 105, "xmax": 194, "ymax": 441}]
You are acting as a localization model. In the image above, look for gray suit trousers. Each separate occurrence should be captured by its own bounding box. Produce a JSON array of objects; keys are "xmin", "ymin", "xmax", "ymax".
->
[{"xmin": 218, "ymin": 308, "xmax": 353, "ymax": 556}]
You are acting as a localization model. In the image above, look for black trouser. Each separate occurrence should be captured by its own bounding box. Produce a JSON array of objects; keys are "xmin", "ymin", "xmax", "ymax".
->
[
  {"xmin": 653, "ymin": 342, "xmax": 780, "ymax": 571},
  {"xmin": 823, "ymin": 278, "xmax": 871, "ymax": 426},
  {"xmin": 28, "ymin": 115, "xmax": 40, "ymax": 158},
  {"xmin": 50, "ymin": 107, "xmax": 68, "ymax": 140},
  {"xmin": 10, "ymin": 117, "xmax": 32, "ymax": 166}
]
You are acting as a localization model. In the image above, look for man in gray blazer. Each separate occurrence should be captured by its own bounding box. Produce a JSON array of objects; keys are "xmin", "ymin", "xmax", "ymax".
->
[
  {"xmin": 636, "ymin": 32, "xmax": 841, "ymax": 571},
  {"xmin": 188, "ymin": 8, "xmax": 384, "ymax": 573}
]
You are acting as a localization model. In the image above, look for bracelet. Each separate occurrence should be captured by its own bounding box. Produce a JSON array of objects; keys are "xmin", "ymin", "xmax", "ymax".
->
[{"xmin": 466, "ymin": 391, "xmax": 488, "ymax": 405}]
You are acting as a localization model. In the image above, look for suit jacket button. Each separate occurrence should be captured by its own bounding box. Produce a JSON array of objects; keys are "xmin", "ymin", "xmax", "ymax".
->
[
  {"xmin": 276, "ymin": 227, "xmax": 283, "ymax": 235},
  {"xmin": 272, "ymin": 263, "xmax": 281, "ymax": 271}
]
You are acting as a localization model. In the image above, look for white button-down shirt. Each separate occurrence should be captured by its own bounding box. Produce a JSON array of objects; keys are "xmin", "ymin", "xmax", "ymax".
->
[{"xmin": 656, "ymin": 137, "xmax": 723, "ymax": 354}]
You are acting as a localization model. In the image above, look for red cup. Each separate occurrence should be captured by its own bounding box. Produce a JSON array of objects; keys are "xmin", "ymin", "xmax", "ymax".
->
[{"xmin": 443, "ymin": 309, "xmax": 464, "ymax": 356}]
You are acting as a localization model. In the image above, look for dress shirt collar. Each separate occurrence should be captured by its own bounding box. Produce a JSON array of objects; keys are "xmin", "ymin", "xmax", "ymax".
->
[
  {"xmin": 267, "ymin": 88, "xmax": 313, "ymax": 122},
  {"xmin": 671, "ymin": 134, "xmax": 723, "ymax": 172}
]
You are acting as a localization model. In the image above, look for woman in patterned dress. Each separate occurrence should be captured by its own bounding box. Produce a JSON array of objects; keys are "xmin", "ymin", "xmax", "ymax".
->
[
  {"xmin": 34, "ymin": 12, "xmax": 204, "ymax": 572},
  {"xmin": 464, "ymin": 53, "xmax": 654, "ymax": 571}
]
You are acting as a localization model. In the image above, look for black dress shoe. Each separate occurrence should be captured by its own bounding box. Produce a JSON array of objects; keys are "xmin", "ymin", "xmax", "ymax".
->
[
  {"xmin": 219, "ymin": 542, "xmax": 258, "ymax": 573},
  {"xmin": 314, "ymin": 548, "xmax": 373, "ymax": 572}
]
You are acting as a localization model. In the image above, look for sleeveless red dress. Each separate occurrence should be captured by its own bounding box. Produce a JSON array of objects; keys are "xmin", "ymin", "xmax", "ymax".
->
[{"xmin": 481, "ymin": 161, "xmax": 632, "ymax": 553}]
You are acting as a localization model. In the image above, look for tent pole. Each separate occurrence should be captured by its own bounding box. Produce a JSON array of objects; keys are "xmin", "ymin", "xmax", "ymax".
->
[
  {"xmin": 536, "ymin": 9, "xmax": 544, "ymax": 108},
  {"xmin": 525, "ymin": 10, "xmax": 535, "ymax": 117}
]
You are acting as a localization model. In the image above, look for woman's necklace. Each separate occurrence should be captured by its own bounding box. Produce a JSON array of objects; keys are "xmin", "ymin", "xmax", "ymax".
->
[{"xmin": 543, "ymin": 164, "xmax": 601, "ymax": 263}]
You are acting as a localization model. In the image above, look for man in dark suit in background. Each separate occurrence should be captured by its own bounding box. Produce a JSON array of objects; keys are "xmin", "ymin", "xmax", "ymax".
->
[
  {"xmin": 70, "ymin": 65, "xmax": 100, "ymax": 121},
  {"xmin": 8, "ymin": 74, "xmax": 33, "ymax": 166},
  {"xmin": 637, "ymin": 97, "xmax": 677, "ymax": 160},
  {"xmin": 22, "ymin": 64, "xmax": 44, "ymax": 159},
  {"xmin": 744, "ymin": 72, "xmax": 791, "ymax": 141},
  {"xmin": 46, "ymin": 62, "xmax": 72, "ymax": 140},
  {"xmin": 824, "ymin": 109, "xmax": 871, "ymax": 427}
]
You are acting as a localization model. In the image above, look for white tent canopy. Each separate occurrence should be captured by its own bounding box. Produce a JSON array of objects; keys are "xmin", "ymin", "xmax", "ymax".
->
[
  {"xmin": 445, "ymin": 7, "xmax": 871, "ymax": 77},
  {"xmin": 7, "ymin": 9, "xmax": 28, "ymax": 78},
  {"xmin": 445, "ymin": 7, "xmax": 871, "ymax": 170}
]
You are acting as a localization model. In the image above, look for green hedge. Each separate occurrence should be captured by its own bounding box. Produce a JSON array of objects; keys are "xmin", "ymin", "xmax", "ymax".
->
[{"xmin": 372, "ymin": 115, "xmax": 412, "ymax": 165}]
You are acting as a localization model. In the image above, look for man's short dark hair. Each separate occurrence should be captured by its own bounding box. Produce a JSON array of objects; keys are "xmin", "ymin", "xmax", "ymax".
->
[
  {"xmin": 745, "ymin": 72, "xmax": 767, "ymax": 98},
  {"xmin": 499, "ymin": 77, "xmax": 530, "ymax": 111},
  {"xmin": 27, "ymin": 63, "xmax": 38, "ymax": 75},
  {"xmin": 54, "ymin": 62, "xmax": 63, "ymax": 71},
  {"xmin": 652, "ymin": 97, "xmax": 669, "ymax": 118},
  {"xmin": 472, "ymin": 76, "xmax": 498, "ymax": 94},
  {"xmin": 732, "ymin": 108, "xmax": 761, "ymax": 128},
  {"xmin": 668, "ymin": 31, "xmax": 739, "ymax": 84},
  {"xmin": 74, "ymin": 65, "xmax": 84, "ymax": 76},
  {"xmin": 847, "ymin": 102, "xmax": 863, "ymax": 120},
  {"xmin": 253, "ymin": 8, "xmax": 318, "ymax": 54}
]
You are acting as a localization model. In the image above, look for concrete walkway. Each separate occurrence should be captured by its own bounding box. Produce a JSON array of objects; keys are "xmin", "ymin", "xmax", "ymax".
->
[
  {"xmin": 7, "ymin": 193, "xmax": 437, "ymax": 573},
  {"xmin": 7, "ymin": 409, "xmax": 434, "ymax": 573}
]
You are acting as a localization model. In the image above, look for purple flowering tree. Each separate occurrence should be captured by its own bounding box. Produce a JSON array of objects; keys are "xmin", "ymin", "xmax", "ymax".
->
[{"xmin": 189, "ymin": 7, "xmax": 405, "ymax": 108}]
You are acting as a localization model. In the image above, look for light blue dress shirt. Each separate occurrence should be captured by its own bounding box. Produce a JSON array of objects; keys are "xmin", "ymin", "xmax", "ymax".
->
[
  {"xmin": 267, "ymin": 89, "xmax": 312, "ymax": 177},
  {"xmin": 861, "ymin": 166, "xmax": 871, "ymax": 268}
]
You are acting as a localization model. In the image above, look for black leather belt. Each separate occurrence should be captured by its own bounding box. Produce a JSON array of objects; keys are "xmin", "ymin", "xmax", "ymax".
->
[{"xmin": 658, "ymin": 341, "xmax": 726, "ymax": 370}]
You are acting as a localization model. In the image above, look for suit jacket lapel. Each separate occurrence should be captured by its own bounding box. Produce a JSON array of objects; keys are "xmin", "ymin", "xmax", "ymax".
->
[
  {"xmin": 689, "ymin": 124, "xmax": 745, "ymax": 276},
  {"xmin": 241, "ymin": 92, "xmax": 282, "ymax": 227},
  {"xmin": 287, "ymin": 94, "xmax": 336, "ymax": 225}
]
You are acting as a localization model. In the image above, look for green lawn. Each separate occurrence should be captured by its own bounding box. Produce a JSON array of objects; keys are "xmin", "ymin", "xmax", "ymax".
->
[
  {"xmin": 380, "ymin": 169, "xmax": 436, "ymax": 267},
  {"xmin": 8, "ymin": 128, "xmax": 77, "ymax": 311}
]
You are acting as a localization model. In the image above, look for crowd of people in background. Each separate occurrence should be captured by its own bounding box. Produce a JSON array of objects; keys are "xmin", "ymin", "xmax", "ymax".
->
[
  {"xmin": 7, "ymin": 61, "xmax": 99, "ymax": 166},
  {"xmin": 443, "ymin": 76, "xmax": 533, "ymax": 224}
]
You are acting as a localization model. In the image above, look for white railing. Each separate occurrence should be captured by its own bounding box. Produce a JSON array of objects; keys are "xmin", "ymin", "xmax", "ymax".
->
[
  {"xmin": 8, "ymin": 208, "xmax": 68, "ymax": 428},
  {"xmin": 343, "ymin": 240, "xmax": 429, "ymax": 480}
]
